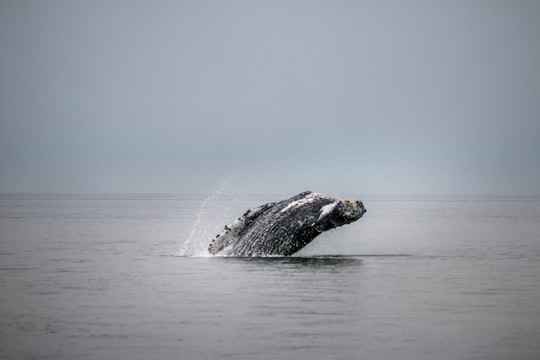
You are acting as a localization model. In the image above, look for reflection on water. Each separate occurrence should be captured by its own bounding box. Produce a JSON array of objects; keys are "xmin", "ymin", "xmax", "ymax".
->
[{"xmin": 219, "ymin": 255, "xmax": 364, "ymax": 268}]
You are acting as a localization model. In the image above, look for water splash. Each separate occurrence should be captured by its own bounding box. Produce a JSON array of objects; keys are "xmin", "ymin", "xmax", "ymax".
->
[{"xmin": 178, "ymin": 178, "xmax": 232, "ymax": 256}]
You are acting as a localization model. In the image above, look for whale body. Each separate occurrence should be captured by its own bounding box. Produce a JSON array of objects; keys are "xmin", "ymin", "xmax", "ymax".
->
[{"xmin": 208, "ymin": 191, "xmax": 366, "ymax": 257}]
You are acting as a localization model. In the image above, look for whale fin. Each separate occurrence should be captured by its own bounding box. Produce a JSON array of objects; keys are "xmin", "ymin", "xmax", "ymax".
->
[{"xmin": 208, "ymin": 202, "xmax": 276, "ymax": 255}]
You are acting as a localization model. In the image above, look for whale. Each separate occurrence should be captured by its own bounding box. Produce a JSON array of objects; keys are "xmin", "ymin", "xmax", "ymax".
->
[{"xmin": 208, "ymin": 191, "xmax": 366, "ymax": 257}]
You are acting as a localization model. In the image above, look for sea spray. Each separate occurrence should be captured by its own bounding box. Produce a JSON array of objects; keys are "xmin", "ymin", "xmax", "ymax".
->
[{"xmin": 178, "ymin": 178, "xmax": 233, "ymax": 256}]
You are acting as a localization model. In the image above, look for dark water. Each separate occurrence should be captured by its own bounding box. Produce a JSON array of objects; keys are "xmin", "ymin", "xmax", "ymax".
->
[{"xmin": 1, "ymin": 194, "xmax": 539, "ymax": 359}]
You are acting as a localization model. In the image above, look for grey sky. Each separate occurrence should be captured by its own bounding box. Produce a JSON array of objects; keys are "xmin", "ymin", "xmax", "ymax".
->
[{"xmin": 1, "ymin": 0, "xmax": 539, "ymax": 195}]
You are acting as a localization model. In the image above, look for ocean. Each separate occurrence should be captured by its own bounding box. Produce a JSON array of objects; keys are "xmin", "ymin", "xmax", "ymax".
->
[{"xmin": 0, "ymin": 193, "xmax": 539, "ymax": 359}]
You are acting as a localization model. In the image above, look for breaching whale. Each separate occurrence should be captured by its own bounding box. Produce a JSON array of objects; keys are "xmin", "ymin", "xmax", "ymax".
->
[{"xmin": 208, "ymin": 191, "xmax": 366, "ymax": 257}]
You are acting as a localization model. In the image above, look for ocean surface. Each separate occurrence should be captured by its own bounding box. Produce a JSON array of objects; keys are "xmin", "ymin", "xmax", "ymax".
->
[{"xmin": 0, "ymin": 193, "xmax": 539, "ymax": 360}]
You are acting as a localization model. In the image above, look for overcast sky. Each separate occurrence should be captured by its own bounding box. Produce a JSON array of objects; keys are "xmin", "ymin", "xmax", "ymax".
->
[{"xmin": 1, "ymin": 0, "xmax": 539, "ymax": 195}]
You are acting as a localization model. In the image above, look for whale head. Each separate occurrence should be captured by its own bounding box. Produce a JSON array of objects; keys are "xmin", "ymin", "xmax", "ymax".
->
[
  {"xmin": 318, "ymin": 198, "xmax": 366, "ymax": 230},
  {"xmin": 338, "ymin": 199, "xmax": 367, "ymax": 223}
]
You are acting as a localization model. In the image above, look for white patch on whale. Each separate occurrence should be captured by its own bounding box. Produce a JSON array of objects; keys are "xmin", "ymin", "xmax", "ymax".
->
[
  {"xmin": 318, "ymin": 201, "xmax": 339, "ymax": 220},
  {"xmin": 280, "ymin": 192, "xmax": 331, "ymax": 213}
]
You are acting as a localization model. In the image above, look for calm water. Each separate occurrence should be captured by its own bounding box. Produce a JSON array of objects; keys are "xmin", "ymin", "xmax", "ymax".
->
[{"xmin": 0, "ymin": 193, "xmax": 539, "ymax": 359}]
